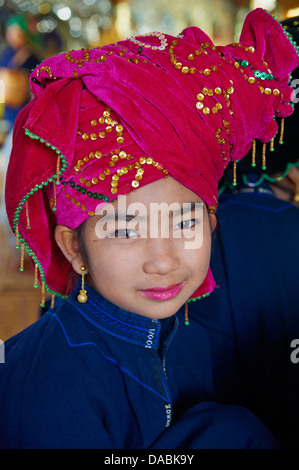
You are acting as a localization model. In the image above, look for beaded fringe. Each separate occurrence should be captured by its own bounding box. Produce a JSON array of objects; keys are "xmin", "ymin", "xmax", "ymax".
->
[{"xmin": 234, "ymin": 118, "xmax": 286, "ymax": 187}]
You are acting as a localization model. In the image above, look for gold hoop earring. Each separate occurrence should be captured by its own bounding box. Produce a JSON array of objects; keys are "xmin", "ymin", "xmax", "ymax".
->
[{"xmin": 77, "ymin": 266, "xmax": 88, "ymax": 303}]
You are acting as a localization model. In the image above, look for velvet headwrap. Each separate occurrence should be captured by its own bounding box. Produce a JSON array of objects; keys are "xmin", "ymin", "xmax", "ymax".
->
[
  {"xmin": 225, "ymin": 16, "xmax": 299, "ymax": 182},
  {"xmin": 5, "ymin": 8, "xmax": 299, "ymax": 301}
]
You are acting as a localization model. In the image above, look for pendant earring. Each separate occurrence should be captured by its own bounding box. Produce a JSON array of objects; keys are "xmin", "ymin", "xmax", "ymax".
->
[
  {"xmin": 184, "ymin": 301, "xmax": 189, "ymax": 326},
  {"xmin": 77, "ymin": 266, "xmax": 88, "ymax": 303}
]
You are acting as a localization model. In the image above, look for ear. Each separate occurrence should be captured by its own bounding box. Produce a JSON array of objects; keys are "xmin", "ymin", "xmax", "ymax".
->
[
  {"xmin": 209, "ymin": 213, "xmax": 217, "ymax": 232},
  {"xmin": 55, "ymin": 225, "xmax": 85, "ymax": 275}
]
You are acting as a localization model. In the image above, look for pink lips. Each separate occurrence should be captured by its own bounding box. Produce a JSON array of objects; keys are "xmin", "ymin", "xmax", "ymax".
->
[{"xmin": 138, "ymin": 282, "xmax": 185, "ymax": 301}]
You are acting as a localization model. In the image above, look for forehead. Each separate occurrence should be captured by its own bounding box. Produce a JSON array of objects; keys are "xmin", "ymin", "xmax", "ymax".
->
[
  {"xmin": 83, "ymin": 176, "xmax": 205, "ymax": 231},
  {"xmin": 117, "ymin": 177, "xmax": 202, "ymax": 207}
]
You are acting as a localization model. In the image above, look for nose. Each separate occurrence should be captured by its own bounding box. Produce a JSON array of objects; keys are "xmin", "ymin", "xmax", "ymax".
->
[{"xmin": 142, "ymin": 237, "xmax": 180, "ymax": 276}]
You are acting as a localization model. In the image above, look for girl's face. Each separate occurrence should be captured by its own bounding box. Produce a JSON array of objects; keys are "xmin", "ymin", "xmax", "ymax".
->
[
  {"xmin": 58, "ymin": 177, "xmax": 215, "ymax": 320},
  {"xmin": 78, "ymin": 178, "xmax": 211, "ymax": 319}
]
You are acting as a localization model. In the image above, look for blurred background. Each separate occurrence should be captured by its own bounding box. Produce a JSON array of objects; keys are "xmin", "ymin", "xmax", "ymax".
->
[{"xmin": 0, "ymin": 0, "xmax": 298, "ymax": 341}]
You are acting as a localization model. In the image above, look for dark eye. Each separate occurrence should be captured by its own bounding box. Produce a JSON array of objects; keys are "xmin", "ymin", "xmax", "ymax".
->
[
  {"xmin": 114, "ymin": 228, "xmax": 138, "ymax": 238},
  {"xmin": 176, "ymin": 219, "xmax": 196, "ymax": 230}
]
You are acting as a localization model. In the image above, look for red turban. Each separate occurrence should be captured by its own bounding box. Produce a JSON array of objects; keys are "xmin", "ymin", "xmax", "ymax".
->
[{"xmin": 5, "ymin": 8, "xmax": 299, "ymax": 300}]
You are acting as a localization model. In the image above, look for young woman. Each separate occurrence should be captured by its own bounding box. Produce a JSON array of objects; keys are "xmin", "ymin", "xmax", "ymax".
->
[{"xmin": 1, "ymin": 8, "xmax": 298, "ymax": 449}]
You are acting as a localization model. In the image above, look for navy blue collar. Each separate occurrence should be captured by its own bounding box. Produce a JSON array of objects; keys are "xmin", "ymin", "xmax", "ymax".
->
[{"xmin": 67, "ymin": 279, "xmax": 176, "ymax": 349}]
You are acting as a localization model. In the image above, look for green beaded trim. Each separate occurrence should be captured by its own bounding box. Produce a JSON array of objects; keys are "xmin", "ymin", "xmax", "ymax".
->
[
  {"xmin": 234, "ymin": 58, "xmax": 276, "ymax": 81},
  {"xmin": 219, "ymin": 160, "xmax": 299, "ymax": 193},
  {"xmin": 66, "ymin": 180, "xmax": 110, "ymax": 202},
  {"xmin": 187, "ymin": 291, "xmax": 212, "ymax": 303},
  {"xmin": 12, "ymin": 129, "xmax": 69, "ymax": 300},
  {"xmin": 242, "ymin": 160, "xmax": 299, "ymax": 188}
]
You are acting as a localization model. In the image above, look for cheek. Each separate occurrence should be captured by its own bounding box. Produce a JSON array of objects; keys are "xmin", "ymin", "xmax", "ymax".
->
[
  {"xmin": 184, "ymin": 226, "xmax": 211, "ymax": 273},
  {"xmin": 86, "ymin": 241, "xmax": 136, "ymax": 290}
]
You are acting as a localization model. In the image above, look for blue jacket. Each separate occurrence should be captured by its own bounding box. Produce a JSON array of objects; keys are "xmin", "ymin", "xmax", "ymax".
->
[
  {"xmin": 1, "ymin": 186, "xmax": 297, "ymax": 449},
  {"xmin": 0, "ymin": 278, "xmax": 278, "ymax": 449}
]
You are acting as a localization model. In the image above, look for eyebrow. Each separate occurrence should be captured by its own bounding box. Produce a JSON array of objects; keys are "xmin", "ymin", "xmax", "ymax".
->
[
  {"xmin": 96, "ymin": 201, "xmax": 200, "ymax": 222},
  {"xmin": 171, "ymin": 202, "xmax": 198, "ymax": 216}
]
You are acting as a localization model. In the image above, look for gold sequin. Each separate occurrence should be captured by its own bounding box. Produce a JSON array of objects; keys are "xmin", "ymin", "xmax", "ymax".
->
[
  {"xmin": 95, "ymin": 151, "xmax": 102, "ymax": 159},
  {"xmin": 215, "ymin": 87, "xmax": 222, "ymax": 94},
  {"xmin": 273, "ymin": 89, "xmax": 280, "ymax": 96},
  {"xmin": 203, "ymin": 107, "xmax": 210, "ymax": 115},
  {"xmin": 196, "ymin": 93, "xmax": 204, "ymax": 101}
]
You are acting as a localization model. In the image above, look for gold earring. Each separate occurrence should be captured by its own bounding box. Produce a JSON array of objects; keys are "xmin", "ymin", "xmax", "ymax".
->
[
  {"xmin": 77, "ymin": 266, "xmax": 88, "ymax": 303},
  {"xmin": 184, "ymin": 301, "xmax": 189, "ymax": 326}
]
